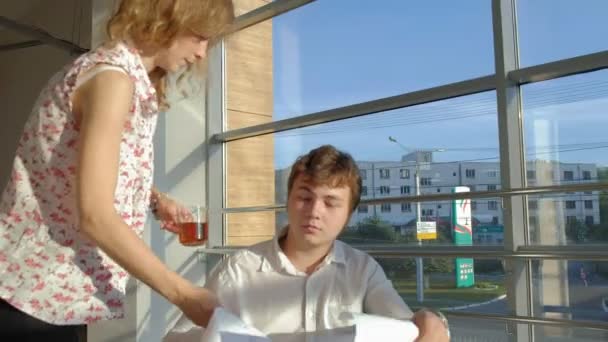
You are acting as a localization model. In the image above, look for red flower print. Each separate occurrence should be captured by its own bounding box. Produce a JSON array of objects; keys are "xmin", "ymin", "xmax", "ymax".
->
[
  {"xmin": 9, "ymin": 211, "xmax": 22, "ymax": 223},
  {"xmin": 83, "ymin": 284, "xmax": 95, "ymax": 294},
  {"xmin": 106, "ymin": 299, "xmax": 123, "ymax": 308},
  {"xmin": 95, "ymin": 272, "xmax": 112, "ymax": 282},
  {"xmin": 56, "ymin": 254, "xmax": 66, "ymax": 263},
  {"xmin": 64, "ymin": 310, "xmax": 75, "ymax": 321},
  {"xmin": 33, "ymin": 281, "xmax": 46, "ymax": 291},
  {"xmin": 11, "ymin": 170, "xmax": 22, "ymax": 182},
  {"xmin": 50, "ymin": 212, "xmax": 67, "ymax": 224},
  {"xmin": 85, "ymin": 315, "xmax": 102, "ymax": 324},
  {"xmin": 53, "ymin": 293, "xmax": 74, "ymax": 303}
]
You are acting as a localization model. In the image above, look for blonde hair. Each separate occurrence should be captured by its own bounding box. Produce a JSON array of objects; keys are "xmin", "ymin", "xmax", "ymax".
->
[{"xmin": 107, "ymin": 0, "xmax": 235, "ymax": 108}]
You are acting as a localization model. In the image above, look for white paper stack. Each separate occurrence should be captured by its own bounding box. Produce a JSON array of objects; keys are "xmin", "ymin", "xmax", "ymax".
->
[
  {"xmin": 201, "ymin": 308, "xmax": 270, "ymax": 342},
  {"xmin": 163, "ymin": 308, "xmax": 270, "ymax": 342},
  {"xmin": 165, "ymin": 309, "xmax": 418, "ymax": 342},
  {"xmin": 344, "ymin": 313, "xmax": 419, "ymax": 342}
]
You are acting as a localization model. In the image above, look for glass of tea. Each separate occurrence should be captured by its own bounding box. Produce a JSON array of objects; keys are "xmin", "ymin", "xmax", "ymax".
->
[{"xmin": 177, "ymin": 205, "xmax": 208, "ymax": 246}]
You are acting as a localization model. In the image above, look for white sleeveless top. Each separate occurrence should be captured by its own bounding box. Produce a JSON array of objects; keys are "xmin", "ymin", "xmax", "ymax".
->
[{"xmin": 0, "ymin": 41, "xmax": 159, "ymax": 325}]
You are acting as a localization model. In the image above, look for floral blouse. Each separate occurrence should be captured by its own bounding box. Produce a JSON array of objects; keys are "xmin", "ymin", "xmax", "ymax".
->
[{"xmin": 0, "ymin": 41, "xmax": 158, "ymax": 325}]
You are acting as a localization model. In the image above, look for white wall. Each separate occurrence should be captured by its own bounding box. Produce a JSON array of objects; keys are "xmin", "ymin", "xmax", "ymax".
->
[
  {"xmin": 0, "ymin": 0, "xmax": 86, "ymax": 187},
  {"xmin": 86, "ymin": 2, "xmax": 211, "ymax": 342}
]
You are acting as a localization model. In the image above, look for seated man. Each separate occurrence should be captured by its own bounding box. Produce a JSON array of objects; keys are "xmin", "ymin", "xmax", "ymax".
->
[{"xmin": 166, "ymin": 145, "xmax": 449, "ymax": 341}]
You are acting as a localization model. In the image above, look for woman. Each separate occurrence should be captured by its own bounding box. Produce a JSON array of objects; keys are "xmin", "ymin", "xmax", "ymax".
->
[{"xmin": 0, "ymin": 0, "xmax": 234, "ymax": 340}]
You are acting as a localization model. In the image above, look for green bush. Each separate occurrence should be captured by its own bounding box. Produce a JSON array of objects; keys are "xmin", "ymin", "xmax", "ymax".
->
[{"xmin": 474, "ymin": 259, "xmax": 504, "ymax": 273}]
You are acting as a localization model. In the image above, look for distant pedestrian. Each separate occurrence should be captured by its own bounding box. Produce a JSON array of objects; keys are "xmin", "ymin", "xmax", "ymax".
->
[{"xmin": 580, "ymin": 266, "xmax": 588, "ymax": 287}]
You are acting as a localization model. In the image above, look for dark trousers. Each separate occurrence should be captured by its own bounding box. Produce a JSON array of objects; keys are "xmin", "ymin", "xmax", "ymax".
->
[{"xmin": 0, "ymin": 299, "xmax": 86, "ymax": 341}]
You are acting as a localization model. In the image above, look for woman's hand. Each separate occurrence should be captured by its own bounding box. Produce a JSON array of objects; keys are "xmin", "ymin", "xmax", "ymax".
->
[
  {"xmin": 150, "ymin": 189, "xmax": 191, "ymax": 234},
  {"xmin": 174, "ymin": 284, "xmax": 221, "ymax": 327}
]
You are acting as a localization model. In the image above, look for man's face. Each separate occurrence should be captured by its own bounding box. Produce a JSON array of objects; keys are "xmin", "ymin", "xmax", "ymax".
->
[{"xmin": 286, "ymin": 175, "xmax": 352, "ymax": 249}]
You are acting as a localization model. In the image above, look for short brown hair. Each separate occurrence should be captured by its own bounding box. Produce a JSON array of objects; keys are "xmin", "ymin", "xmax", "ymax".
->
[
  {"xmin": 287, "ymin": 145, "xmax": 362, "ymax": 212},
  {"xmin": 107, "ymin": 0, "xmax": 235, "ymax": 108}
]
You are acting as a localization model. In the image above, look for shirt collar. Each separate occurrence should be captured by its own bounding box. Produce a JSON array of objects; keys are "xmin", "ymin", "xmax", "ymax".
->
[{"xmin": 259, "ymin": 226, "xmax": 346, "ymax": 274}]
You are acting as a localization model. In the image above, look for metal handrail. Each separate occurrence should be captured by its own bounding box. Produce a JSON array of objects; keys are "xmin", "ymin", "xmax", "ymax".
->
[
  {"xmin": 509, "ymin": 50, "xmax": 608, "ymax": 85},
  {"xmin": 197, "ymin": 245, "xmax": 608, "ymax": 261},
  {"xmin": 363, "ymin": 246, "xmax": 608, "ymax": 261},
  {"xmin": 444, "ymin": 311, "xmax": 608, "ymax": 332},
  {"xmin": 221, "ymin": 181, "xmax": 608, "ymax": 213},
  {"xmin": 212, "ymin": 75, "xmax": 495, "ymax": 143}
]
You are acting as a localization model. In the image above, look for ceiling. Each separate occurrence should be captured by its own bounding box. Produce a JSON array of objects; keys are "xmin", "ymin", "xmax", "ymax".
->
[{"xmin": 0, "ymin": 0, "xmax": 84, "ymax": 48}]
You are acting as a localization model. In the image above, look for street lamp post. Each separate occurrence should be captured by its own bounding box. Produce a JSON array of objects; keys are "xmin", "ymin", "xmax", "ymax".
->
[
  {"xmin": 388, "ymin": 136, "xmax": 445, "ymax": 303},
  {"xmin": 414, "ymin": 168, "xmax": 424, "ymax": 303}
]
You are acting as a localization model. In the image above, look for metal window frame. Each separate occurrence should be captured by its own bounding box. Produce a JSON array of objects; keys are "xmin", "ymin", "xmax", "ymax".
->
[
  {"xmin": 219, "ymin": 181, "xmax": 608, "ymax": 213},
  {"xmin": 205, "ymin": 40, "xmax": 227, "ymax": 270},
  {"xmin": 225, "ymin": 0, "xmax": 316, "ymax": 35},
  {"xmin": 212, "ymin": 74, "xmax": 495, "ymax": 143},
  {"xmin": 492, "ymin": 1, "xmax": 532, "ymax": 341},
  {"xmin": 197, "ymin": 245, "xmax": 608, "ymax": 262}
]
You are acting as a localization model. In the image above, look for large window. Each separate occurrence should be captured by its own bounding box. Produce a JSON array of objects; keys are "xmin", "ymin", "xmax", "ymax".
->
[{"xmin": 210, "ymin": 0, "xmax": 608, "ymax": 340}]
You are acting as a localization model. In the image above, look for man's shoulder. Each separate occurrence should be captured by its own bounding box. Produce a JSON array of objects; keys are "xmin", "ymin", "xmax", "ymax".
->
[
  {"xmin": 222, "ymin": 238, "xmax": 274, "ymax": 270},
  {"xmin": 334, "ymin": 240, "xmax": 379, "ymax": 268}
]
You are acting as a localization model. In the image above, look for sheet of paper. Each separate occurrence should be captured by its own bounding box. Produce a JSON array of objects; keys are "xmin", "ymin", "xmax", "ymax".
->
[
  {"xmin": 165, "ymin": 309, "xmax": 417, "ymax": 342},
  {"xmin": 344, "ymin": 313, "xmax": 419, "ymax": 342},
  {"xmin": 200, "ymin": 308, "xmax": 271, "ymax": 342},
  {"xmin": 163, "ymin": 308, "xmax": 270, "ymax": 342}
]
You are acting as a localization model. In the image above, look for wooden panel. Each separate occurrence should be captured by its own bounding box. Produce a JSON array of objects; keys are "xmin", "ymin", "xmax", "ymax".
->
[
  {"xmin": 226, "ymin": 111, "xmax": 275, "ymax": 207},
  {"xmin": 227, "ymin": 235, "xmax": 274, "ymax": 246},
  {"xmin": 233, "ymin": 0, "xmax": 271, "ymax": 16},
  {"xmin": 227, "ymin": 211, "xmax": 276, "ymax": 237},
  {"xmin": 225, "ymin": 1, "xmax": 274, "ymax": 246},
  {"xmin": 226, "ymin": 20, "xmax": 273, "ymax": 116}
]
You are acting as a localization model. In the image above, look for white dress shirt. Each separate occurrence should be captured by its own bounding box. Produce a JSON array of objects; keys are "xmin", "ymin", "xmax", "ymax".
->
[{"xmin": 166, "ymin": 227, "xmax": 413, "ymax": 342}]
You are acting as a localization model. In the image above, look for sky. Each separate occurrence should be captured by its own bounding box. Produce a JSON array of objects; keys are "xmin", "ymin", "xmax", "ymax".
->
[{"xmin": 262, "ymin": 0, "xmax": 608, "ymax": 169}]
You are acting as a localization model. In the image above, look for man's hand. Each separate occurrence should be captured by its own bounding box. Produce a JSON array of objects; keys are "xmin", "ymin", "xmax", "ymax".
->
[
  {"xmin": 413, "ymin": 309, "xmax": 450, "ymax": 342},
  {"xmin": 174, "ymin": 285, "xmax": 220, "ymax": 327}
]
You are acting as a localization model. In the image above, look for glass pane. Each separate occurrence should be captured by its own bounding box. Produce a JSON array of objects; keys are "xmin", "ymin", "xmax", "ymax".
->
[
  {"xmin": 527, "ymin": 193, "xmax": 603, "ymax": 246},
  {"xmin": 226, "ymin": 0, "xmax": 494, "ymax": 126},
  {"xmin": 226, "ymin": 93, "xmax": 502, "ymax": 245},
  {"xmin": 377, "ymin": 257, "xmax": 506, "ymax": 311},
  {"xmin": 449, "ymin": 317, "xmax": 510, "ymax": 341},
  {"xmin": 532, "ymin": 259, "xmax": 608, "ymax": 341},
  {"xmin": 517, "ymin": 0, "xmax": 608, "ymax": 67},
  {"xmin": 343, "ymin": 195, "xmax": 503, "ymax": 248},
  {"xmin": 522, "ymin": 71, "xmax": 608, "ymax": 245},
  {"xmin": 522, "ymin": 70, "xmax": 608, "ymax": 172}
]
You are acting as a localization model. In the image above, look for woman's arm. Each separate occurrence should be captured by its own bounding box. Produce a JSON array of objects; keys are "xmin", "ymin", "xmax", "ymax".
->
[{"xmin": 74, "ymin": 70, "xmax": 217, "ymax": 326}]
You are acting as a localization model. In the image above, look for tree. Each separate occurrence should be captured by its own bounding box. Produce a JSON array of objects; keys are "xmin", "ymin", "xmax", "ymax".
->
[
  {"xmin": 595, "ymin": 167, "xmax": 608, "ymax": 242},
  {"xmin": 341, "ymin": 215, "xmax": 400, "ymax": 244},
  {"xmin": 565, "ymin": 218, "xmax": 589, "ymax": 243},
  {"xmin": 341, "ymin": 215, "xmax": 410, "ymax": 277}
]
